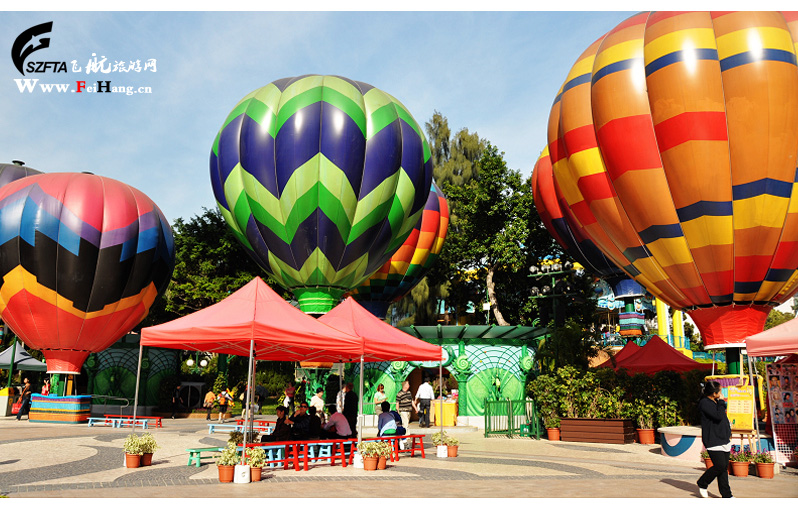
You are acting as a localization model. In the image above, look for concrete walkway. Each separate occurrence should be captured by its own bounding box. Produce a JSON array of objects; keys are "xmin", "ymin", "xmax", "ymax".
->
[{"xmin": 1, "ymin": 415, "xmax": 796, "ymax": 498}]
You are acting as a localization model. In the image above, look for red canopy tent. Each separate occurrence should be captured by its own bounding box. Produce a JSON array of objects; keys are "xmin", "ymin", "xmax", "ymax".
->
[
  {"xmin": 610, "ymin": 336, "xmax": 712, "ymax": 375},
  {"xmin": 140, "ymin": 277, "xmax": 364, "ymax": 362},
  {"xmin": 319, "ymin": 297, "xmax": 443, "ymax": 439},
  {"xmin": 597, "ymin": 341, "xmax": 641, "ymax": 369},
  {"xmin": 318, "ymin": 297, "xmax": 442, "ymax": 362},
  {"xmin": 745, "ymin": 317, "xmax": 798, "ymax": 357}
]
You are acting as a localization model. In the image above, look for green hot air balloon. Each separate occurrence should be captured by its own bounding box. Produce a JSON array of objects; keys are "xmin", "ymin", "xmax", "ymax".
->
[{"xmin": 210, "ymin": 75, "xmax": 433, "ymax": 313}]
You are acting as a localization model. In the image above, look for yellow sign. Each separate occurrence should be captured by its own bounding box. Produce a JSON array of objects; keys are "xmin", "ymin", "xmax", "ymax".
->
[{"xmin": 727, "ymin": 385, "xmax": 754, "ymax": 432}]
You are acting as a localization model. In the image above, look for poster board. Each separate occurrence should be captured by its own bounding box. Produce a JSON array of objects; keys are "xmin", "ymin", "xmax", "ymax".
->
[
  {"xmin": 705, "ymin": 375, "xmax": 756, "ymax": 432},
  {"xmin": 766, "ymin": 363, "xmax": 798, "ymax": 465}
]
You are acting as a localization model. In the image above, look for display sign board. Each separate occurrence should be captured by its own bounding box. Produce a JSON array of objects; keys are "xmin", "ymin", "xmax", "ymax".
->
[
  {"xmin": 766, "ymin": 363, "xmax": 797, "ymax": 465},
  {"xmin": 726, "ymin": 385, "xmax": 754, "ymax": 431}
]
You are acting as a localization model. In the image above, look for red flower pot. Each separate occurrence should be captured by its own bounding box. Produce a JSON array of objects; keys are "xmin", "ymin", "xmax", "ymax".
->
[
  {"xmin": 140, "ymin": 453, "xmax": 153, "ymax": 466},
  {"xmin": 377, "ymin": 456, "xmax": 387, "ymax": 470},
  {"xmin": 218, "ymin": 465, "xmax": 235, "ymax": 482},
  {"xmin": 636, "ymin": 429, "xmax": 656, "ymax": 445},
  {"xmin": 250, "ymin": 467, "xmax": 262, "ymax": 482},
  {"xmin": 755, "ymin": 462, "xmax": 774, "ymax": 479},
  {"xmin": 703, "ymin": 458, "xmax": 713, "ymax": 469},
  {"xmin": 546, "ymin": 428, "xmax": 560, "ymax": 441},
  {"xmin": 363, "ymin": 457, "xmax": 378, "ymax": 471},
  {"xmin": 730, "ymin": 461, "xmax": 750, "ymax": 477}
]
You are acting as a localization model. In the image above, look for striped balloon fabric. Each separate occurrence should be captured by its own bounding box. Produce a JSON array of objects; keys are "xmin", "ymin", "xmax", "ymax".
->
[
  {"xmin": 547, "ymin": 11, "xmax": 798, "ymax": 348},
  {"xmin": 210, "ymin": 75, "xmax": 434, "ymax": 313},
  {"xmin": 0, "ymin": 173, "xmax": 175, "ymax": 373},
  {"xmin": 350, "ymin": 181, "xmax": 449, "ymax": 318},
  {"xmin": 0, "ymin": 162, "xmax": 40, "ymax": 187}
]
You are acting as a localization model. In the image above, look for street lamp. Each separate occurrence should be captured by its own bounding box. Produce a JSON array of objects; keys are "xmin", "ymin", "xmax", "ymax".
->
[{"xmin": 185, "ymin": 354, "xmax": 209, "ymax": 374}]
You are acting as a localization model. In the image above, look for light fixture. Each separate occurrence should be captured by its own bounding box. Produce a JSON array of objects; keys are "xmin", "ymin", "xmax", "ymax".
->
[
  {"xmin": 529, "ymin": 265, "xmax": 539, "ymax": 274},
  {"xmin": 186, "ymin": 358, "xmax": 195, "ymax": 367},
  {"xmin": 482, "ymin": 302, "xmax": 490, "ymax": 311},
  {"xmin": 200, "ymin": 359, "xmax": 208, "ymax": 368}
]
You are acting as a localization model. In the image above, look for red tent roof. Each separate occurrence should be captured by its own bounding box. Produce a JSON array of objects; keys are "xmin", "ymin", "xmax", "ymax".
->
[
  {"xmin": 611, "ymin": 336, "xmax": 712, "ymax": 375},
  {"xmin": 597, "ymin": 341, "xmax": 641, "ymax": 369},
  {"xmin": 140, "ymin": 277, "xmax": 366, "ymax": 362},
  {"xmin": 318, "ymin": 297, "xmax": 442, "ymax": 362},
  {"xmin": 745, "ymin": 317, "xmax": 798, "ymax": 357}
]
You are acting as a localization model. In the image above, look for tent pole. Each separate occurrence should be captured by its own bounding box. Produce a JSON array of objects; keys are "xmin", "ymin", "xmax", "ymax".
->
[
  {"xmin": 358, "ymin": 355, "xmax": 364, "ymax": 446},
  {"xmin": 133, "ymin": 342, "xmax": 143, "ymax": 422},
  {"xmin": 439, "ymin": 360, "xmax": 443, "ymax": 435},
  {"xmin": 242, "ymin": 338, "xmax": 255, "ymax": 464},
  {"xmin": 6, "ymin": 338, "xmax": 17, "ymax": 389},
  {"xmin": 746, "ymin": 352, "xmax": 761, "ymax": 453}
]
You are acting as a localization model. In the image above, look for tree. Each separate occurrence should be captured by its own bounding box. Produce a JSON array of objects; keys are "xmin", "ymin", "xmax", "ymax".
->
[
  {"xmin": 425, "ymin": 111, "xmax": 485, "ymax": 187},
  {"xmin": 765, "ymin": 309, "xmax": 793, "ymax": 331},
  {"xmin": 442, "ymin": 143, "xmax": 531, "ymax": 325},
  {"xmin": 139, "ymin": 207, "xmax": 287, "ymax": 327}
]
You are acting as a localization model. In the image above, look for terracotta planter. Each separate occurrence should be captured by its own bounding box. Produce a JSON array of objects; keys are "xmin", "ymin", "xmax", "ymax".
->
[
  {"xmin": 377, "ymin": 456, "xmax": 388, "ymax": 470},
  {"xmin": 447, "ymin": 445, "xmax": 459, "ymax": 457},
  {"xmin": 730, "ymin": 461, "xmax": 750, "ymax": 477},
  {"xmin": 250, "ymin": 467, "xmax": 262, "ymax": 482},
  {"xmin": 636, "ymin": 429, "xmax": 656, "ymax": 445},
  {"xmin": 363, "ymin": 457, "xmax": 378, "ymax": 471},
  {"xmin": 560, "ymin": 418, "xmax": 635, "ymax": 444},
  {"xmin": 703, "ymin": 458, "xmax": 713, "ymax": 469},
  {"xmin": 140, "ymin": 453, "xmax": 153, "ymax": 466},
  {"xmin": 125, "ymin": 453, "xmax": 141, "ymax": 468},
  {"xmin": 755, "ymin": 462, "xmax": 774, "ymax": 479},
  {"xmin": 546, "ymin": 428, "xmax": 560, "ymax": 441},
  {"xmin": 218, "ymin": 465, "xmax": 235, "ymax": 482}
]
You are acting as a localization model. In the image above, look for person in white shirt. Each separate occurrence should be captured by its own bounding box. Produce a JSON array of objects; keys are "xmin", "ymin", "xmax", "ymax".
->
[
  {"xmin": 309, "ymin": 387, "xmax": 326, "ymax": 424},
  {"xmin": 414, "ymin": 377, "xmax": 435, "ymax": 428},
  {"xmin": 320, "ymin": 410, "xmax": 352, "ymax": 438}
]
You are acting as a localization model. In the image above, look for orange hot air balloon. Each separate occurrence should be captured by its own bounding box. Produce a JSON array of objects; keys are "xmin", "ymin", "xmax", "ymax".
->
[{"xmin": 548, "ymin": 11, "xmax": 798, "ymax": 349}]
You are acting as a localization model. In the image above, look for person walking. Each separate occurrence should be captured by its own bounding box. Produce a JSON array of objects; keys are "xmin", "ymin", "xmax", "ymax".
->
[
  {"xmin": 414, "ymin": 376, "xmax": 434, "ymax": 428},
  {"xmin": 696, "ymin": 380, "xmax": 734, "ymax": 499},
  {"xmin": 217, "ymin": 388, "xmax": 233, "ymax": 423},
  {"xmin": 16, "ymin": 378, "xmax": 33, "ymax": 421},
  {"xmin": 396, "ymin": 380, "xmax": 413, "ymax": 428},
  {"xmin": 170, "ymin": 384, "xmax": 184, "ymax": 419},
  {"xmin": 203, "ymin": 389, "xmax": 216, "ymax": 420}
]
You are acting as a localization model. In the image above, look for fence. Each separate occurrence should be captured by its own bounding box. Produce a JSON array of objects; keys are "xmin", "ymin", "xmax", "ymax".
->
[{"xmin": 484, "ymin": 398, "xmax": 541, "ymax": 439}]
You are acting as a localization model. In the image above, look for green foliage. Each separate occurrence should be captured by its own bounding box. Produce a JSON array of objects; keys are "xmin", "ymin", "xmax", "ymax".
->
[
  {"xmin": 431, "ymin": 430, "xmax": 455, "ymax": 446},
  {"xmin": 426, "ymin": 111, "xmax": 485, "ymax": 188},
  {"xmin": 765, "ymin": 309, "xmax": 794, "ymax": 330},
  {"xmin": 700, "ymin": 450, "xmax": 710, "ymax": 459},
  {"xmin": 536, "ymin": 319, "xmax": 606, "ymax": 373},
  {"xmin": 358, "ymin": 440, "xmax": 393, "ymax": 458},
  {"xmin": 228, "ymin": 430, "xmax": 244, "ymax": 445},
  {"xmin": 445, "ymin": 435, "xmax": 460, "ymax": 446},
  {"xmin": 138, "ymin": 432, "xmax": 160, "ymax": 454},
  {"xmin": 122, "ymin": 433, "xmax": 143, "ymax": 455},
  {"xmin": 246, "ymin": 447, "xmax": 267, "ymax": 468},
  {"xmin": 754, "ymin": 451, "xmax": 773, "ymax": 463},
  {"xmin": 212, "ymin": 372, "xmax": 228, "ymax": 395},
  {"xmin": 730, "ymin": 450, "xmax": 753, "ymax": 462},
  {"xmin": 217, "ymin": 443, "xmax": 240, "ymax": 466},
  {"xmin": 527, "ymin": 365, "xmax": 708, "ymax": 427}
]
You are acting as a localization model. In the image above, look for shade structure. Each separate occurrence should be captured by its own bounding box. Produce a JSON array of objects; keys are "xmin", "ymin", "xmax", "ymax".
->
[
  {"xmin": 0, "ymin": 341, "xmax": 47, "ymax": 371},
  {"xmin": 140, "ymin": 277, "xmax": 365, "ymax": 362},
  {"xmin": 597, "ymin": 341, "xmax": 641, "ymax": 369},
  {"xmin": 318, "ymin": 297, "xmax": 443, "ymax": 362},
  {"xmin": 745, "ymin": 318, "xmax": 798, "ymax": 357},
  {"xmin": 611, "ymin": 336, "xmax": 711, "ymax": 375}
]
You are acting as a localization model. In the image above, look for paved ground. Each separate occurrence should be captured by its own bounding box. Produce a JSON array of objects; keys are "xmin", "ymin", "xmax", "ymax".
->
[{"xmin": 1, "ymin": 415, "xmax": 796, "ymax": 499}]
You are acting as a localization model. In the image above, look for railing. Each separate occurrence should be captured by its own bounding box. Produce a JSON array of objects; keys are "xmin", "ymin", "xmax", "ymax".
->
[
  {"xmin": 484, "ymin": 398, "xmax": 541, "ymax": 439},
  {"xmin": 90, "ymin": 394, "xmax": 130, "ymax": 415}
]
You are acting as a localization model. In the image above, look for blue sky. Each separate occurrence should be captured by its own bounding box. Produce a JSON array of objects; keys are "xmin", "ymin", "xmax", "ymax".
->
[{"xmin": 1, "ymin": 11, "xmax": 635, "ymax": 224}]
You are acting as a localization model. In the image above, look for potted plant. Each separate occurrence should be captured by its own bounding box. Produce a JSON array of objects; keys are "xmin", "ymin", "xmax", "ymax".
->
[
  {"xmin": 543, "ymin": 414, "xmax": 561, "ymax": 441},
  {"xmin": 228, "ymin": 430, "xmax": 244, "ymax": 445},
  {"xmin": 432, "ymin": 431, "xmax": 450, "ymax": 458},
  {"xmin": 754, "ymin": 451, "xmax": 775, "ymax": 479},
  {"xmin": 375, "ymin": 440, "xmax": 393, "ymax": 470},
  {"xmin": 700, "ymin": 450, "xmax": 713, "ymax": 469},
  {"xmin": 729, "ymin": 450, "xmax": 752, "ymax": 477},
  {"xmin": 139, "ymin": 432, "xmax": 160, "ymax": 466},
  {"xmin": 357, "ymin": 441, "xmax": 382, "ymax": 471},
  {"xmin": 445, "ymin": 435, "xmax": 460, "ymax": 457},
  {"xmin": 122, "ymin": 433, "xmax": 143, "ymax": 468},
  {"xmin": 634, "ymin": 400, "xmax": 656, "ymax": 445},
  {"xmin": 246, "ymin": 447, "xmax": 266, "ymax": 482},
  {"xmin": 216, "ymin": 443, "xmax": 240, "ymax": 482}
]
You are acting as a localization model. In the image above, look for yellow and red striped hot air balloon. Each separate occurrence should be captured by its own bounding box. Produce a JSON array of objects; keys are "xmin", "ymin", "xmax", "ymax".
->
[
  {"xmin": 548, "ymin": 11, "xmax": 798, "ymax": 350},
  {"xmin": 350, "ymin": 181, "xmax": 449, "ymax": 318}
]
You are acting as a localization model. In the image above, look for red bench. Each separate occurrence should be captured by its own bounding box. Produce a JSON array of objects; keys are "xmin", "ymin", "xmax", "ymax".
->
[{"xmin": 104, "ymin": 414, "xmax": 163, "ymax": 428}]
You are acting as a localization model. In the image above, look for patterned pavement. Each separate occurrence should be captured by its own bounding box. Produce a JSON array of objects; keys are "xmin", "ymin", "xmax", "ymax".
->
[{"xmin": 1, "ymin": 416, "xmax": 796, "ymax": 498}]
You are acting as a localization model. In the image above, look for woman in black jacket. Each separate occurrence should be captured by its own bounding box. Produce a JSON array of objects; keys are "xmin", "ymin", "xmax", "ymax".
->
[{"xmin": 696, "ymin": 380, "xmax": 733, "ymax": 498}]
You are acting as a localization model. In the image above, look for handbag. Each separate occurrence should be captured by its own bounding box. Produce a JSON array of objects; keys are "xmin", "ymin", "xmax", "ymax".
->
[{"xmin": 11, "ymin": 402, "xmax": 22, "ymax": 414}]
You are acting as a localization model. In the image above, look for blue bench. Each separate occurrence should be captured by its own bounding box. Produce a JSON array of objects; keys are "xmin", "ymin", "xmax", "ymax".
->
[
  {"xmin": 88, "ymin": 417, "xmax": 148, "ymax": 429},
  {"xmin": 207, "ymin": 423, "xmax": 274, "ymax": 434},
  {"xmin": 186, "ymin": 447, "xmax": 224, "ymax": 467},
  {"xmin": 236, "ymin": 443, "xmax": 286, "ymax": 468}
]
